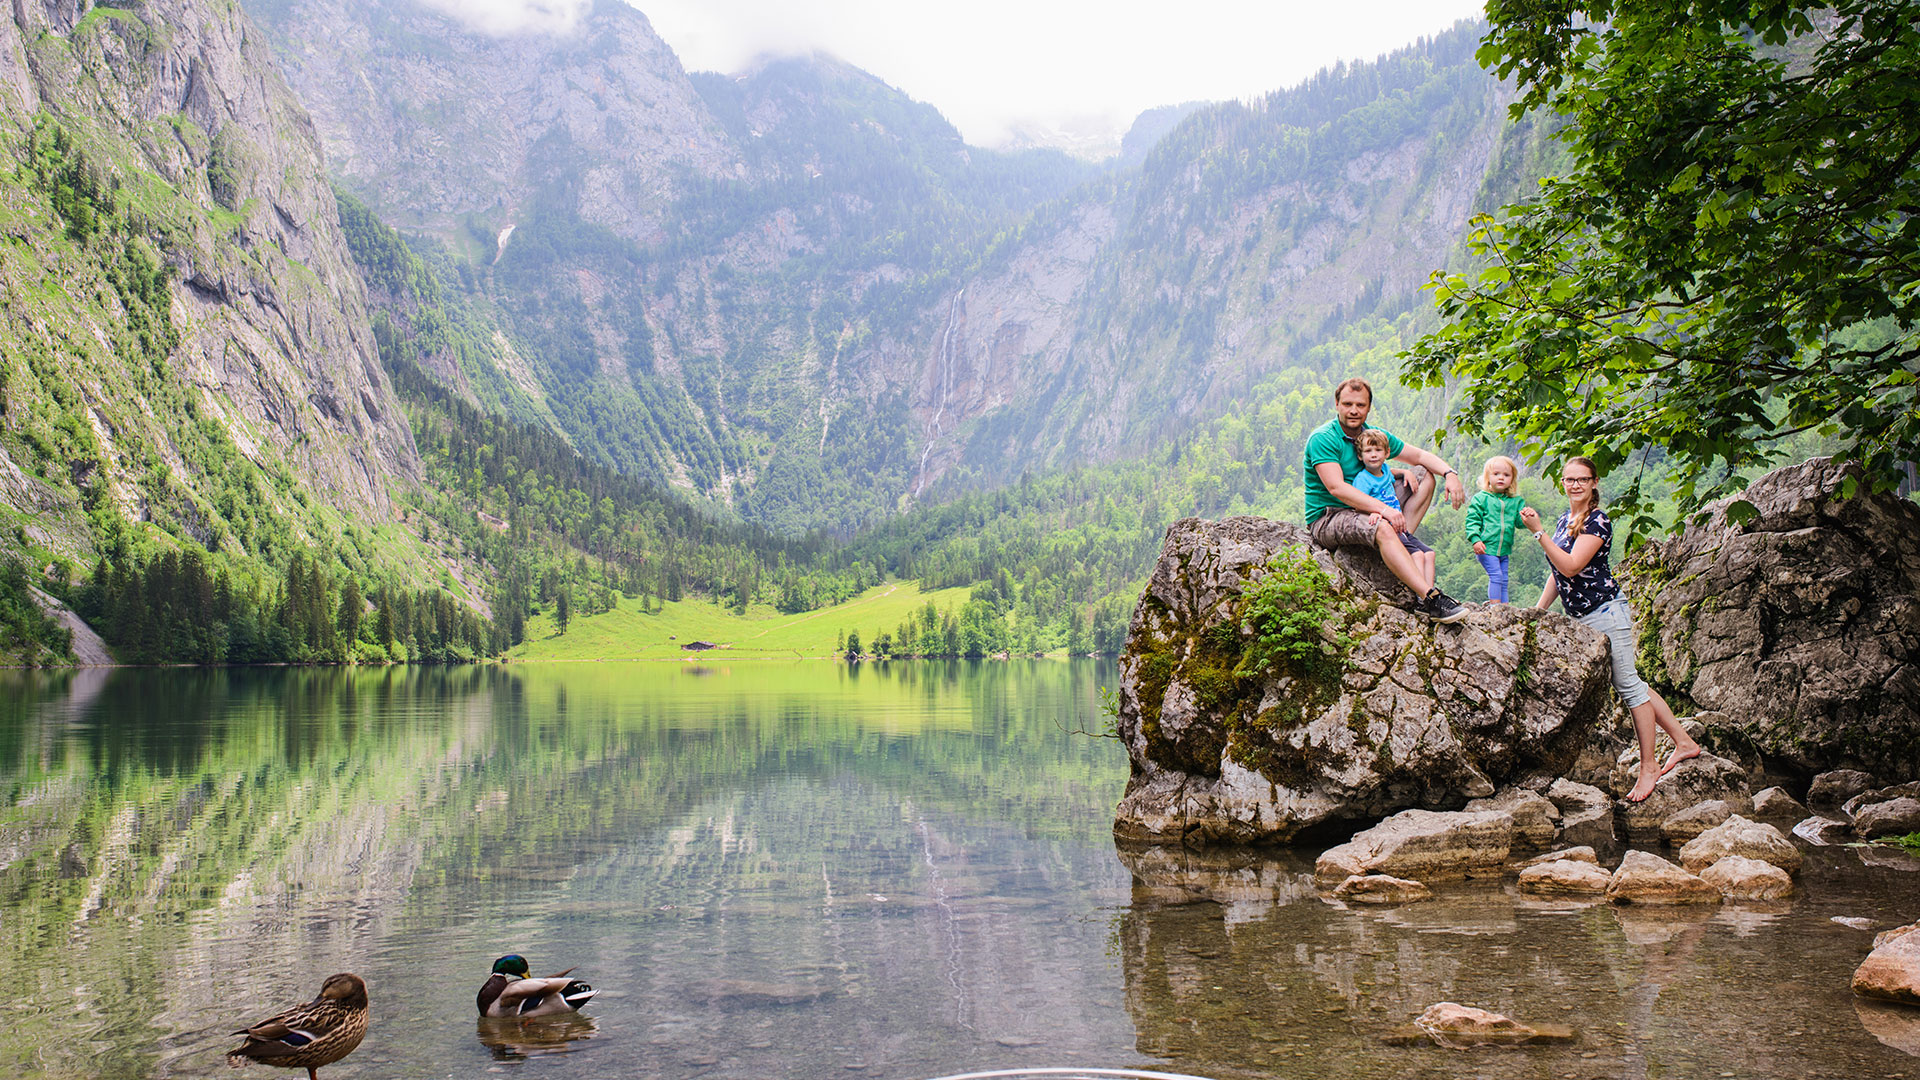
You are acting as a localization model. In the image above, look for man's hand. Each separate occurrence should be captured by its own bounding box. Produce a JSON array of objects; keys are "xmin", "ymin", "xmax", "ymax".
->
[
  {"xmin": 1381, "ymin": 507, "xmax": 1407, "ymax": 533},
  {"xmin": 1443, "ymin": 471, "xmax": 1466, "ymax": 509},
  {"xmin": 1473, "ymin": 541, "xmax": 1486, "ymax": 555}
]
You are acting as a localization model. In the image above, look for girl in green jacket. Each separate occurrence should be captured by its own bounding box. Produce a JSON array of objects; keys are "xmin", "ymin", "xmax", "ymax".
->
[{"xmin": 1464, "ymin": 456, "xmax": 1526, "ymax": 602}]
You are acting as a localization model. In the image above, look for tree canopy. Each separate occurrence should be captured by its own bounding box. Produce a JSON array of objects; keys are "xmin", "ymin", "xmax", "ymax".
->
[{"xmin": 1406, "ymin": 0, "xmax": 1920, "ymax": 531}]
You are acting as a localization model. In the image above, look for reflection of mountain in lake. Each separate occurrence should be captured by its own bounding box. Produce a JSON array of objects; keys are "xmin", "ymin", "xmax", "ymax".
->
[{"xmin": 0, "ymin": 662, "xmax": 1140, "ymax": 1079}]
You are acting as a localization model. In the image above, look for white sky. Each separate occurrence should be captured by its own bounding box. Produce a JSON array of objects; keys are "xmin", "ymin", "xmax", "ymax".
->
[{"xmin": 425, "ymin": 0, "xmax": 1490, "ymax": 151}]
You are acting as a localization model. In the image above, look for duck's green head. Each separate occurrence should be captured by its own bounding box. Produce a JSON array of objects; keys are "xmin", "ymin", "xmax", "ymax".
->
[{"xmin": 491, "ymin": 955, "xmax": 530, "ymax": 978}]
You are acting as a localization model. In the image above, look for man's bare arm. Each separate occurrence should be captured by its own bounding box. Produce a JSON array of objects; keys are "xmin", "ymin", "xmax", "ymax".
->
[{"xmin": 1392, "ymin": 445, "xmax": 1466, "ymax": 509}]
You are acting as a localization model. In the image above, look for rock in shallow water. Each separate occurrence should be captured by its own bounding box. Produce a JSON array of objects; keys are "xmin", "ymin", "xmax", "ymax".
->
[
  {"xmin": 1751, "ymin": 786, "xmax": 1809, "ymax": 822},
  {"xmin": 1854, "ymin": 923, "xmax": 1920, "ymax": 1006},
  {"xmin": 1404, "ymin": 1002, "xmax": 1575, "ymax": 1048},
  {"xmin": 1113, "ymin": 516, "xmax": 1613, "ymax": 847},
  {"xmin": 1810, "ymin": 769, "xmax": 1883, "ymax": 810},
  {"xmin": 1699, "ymin": 855, "xmax": 1795, "ymax": 900},
  {"xmin": 1518, "ymin": 859, "xmax": 1612, "ymax": 896},
  {"xmin": 1313, "ymin": 809, "xmax": 1513, "ymax": 884},
  {"xmin": 1546, "ymin": 779, "xmax": 1615, "ymax": 848},
  {"xmin": 1606, "ymin": 850, "xmax": 1721, "ymax": 905},
  {"xmin": 1852, "ymin": 796, "xmax": 1920, "ymax": 839},
  {"xmin": 1678, "ymin": 814, "xmax": 1802, "ymax": 875},
  {"xmin": 1332, "ymin": 873, "xmax": 1432, "ymax": 904}
]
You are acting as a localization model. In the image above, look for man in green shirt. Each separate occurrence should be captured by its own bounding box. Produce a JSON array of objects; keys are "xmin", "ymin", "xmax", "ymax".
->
[{"xmin": 1304, "ymin": 377, "xmax": 1469, "ymax": 622}]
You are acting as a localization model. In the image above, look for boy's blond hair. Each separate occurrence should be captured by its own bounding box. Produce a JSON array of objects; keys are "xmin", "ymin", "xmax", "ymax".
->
[
  {"xmin": 1478, "ymin": 455, "xmax": 1520, "ymax": 492},
  {"xmin": 1355, "ymin": 429, "xmax": 1392, "ymax": 454}
]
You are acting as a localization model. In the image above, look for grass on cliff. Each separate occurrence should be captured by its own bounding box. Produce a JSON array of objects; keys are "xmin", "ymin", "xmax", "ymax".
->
[{"xmin": 509, "ymin": 580, "xmax": 978, "ymax": 661}]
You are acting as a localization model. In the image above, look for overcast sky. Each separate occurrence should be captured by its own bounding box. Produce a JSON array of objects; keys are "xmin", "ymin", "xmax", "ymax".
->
[{"xmin": 424, "ymin": 0, "xmax": 1490, "ymax": 152}]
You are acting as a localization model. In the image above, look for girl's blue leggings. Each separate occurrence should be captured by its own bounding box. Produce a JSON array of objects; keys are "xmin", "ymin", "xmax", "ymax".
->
[{"xmin": 1476, "ymin": 552, "xmax": 1510, "ymax": 603}]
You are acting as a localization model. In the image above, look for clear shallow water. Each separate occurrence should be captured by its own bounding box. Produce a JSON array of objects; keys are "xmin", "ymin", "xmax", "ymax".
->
[{"xmin": 0, "ymin": 661, "xmax": 1915, "ymax": 1080}]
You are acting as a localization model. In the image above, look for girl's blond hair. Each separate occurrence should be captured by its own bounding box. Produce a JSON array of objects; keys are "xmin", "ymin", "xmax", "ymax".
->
[{"xmin": 1478, "ymin": 455, "xmax": 1520, "ymax": 493}]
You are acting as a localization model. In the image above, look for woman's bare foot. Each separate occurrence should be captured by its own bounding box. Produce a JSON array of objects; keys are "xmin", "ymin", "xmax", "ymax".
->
[
  {"xmin": 1659, "ymin": 745, "xmax": 1702, "ymax": 776},
  {"xmin": 1625, "ymin": 771, "xmax": 1659, "ymax": 803}
]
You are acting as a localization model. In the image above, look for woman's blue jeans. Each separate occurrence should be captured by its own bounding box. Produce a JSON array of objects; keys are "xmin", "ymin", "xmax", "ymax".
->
[{"xmin": 1476, "ymin": 552, "xmax": 1510, "ymax": 602}]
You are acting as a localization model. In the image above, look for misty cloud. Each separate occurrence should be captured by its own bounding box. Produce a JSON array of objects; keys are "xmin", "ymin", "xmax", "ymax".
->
[{"xmin": 416, "ymin": 0, "xmax": 594, "ymax": 36}]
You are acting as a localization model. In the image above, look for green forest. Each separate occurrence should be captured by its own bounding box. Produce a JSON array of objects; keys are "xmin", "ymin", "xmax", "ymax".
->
[{"xmin": 4, "ymin": 2, "xmax": 1910, "ymax": 668}]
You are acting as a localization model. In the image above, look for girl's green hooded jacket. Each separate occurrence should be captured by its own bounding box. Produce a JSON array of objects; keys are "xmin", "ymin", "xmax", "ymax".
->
[{"xmin": 1464, "ymin": 490, "xmax": 1526, "ymax": 557}]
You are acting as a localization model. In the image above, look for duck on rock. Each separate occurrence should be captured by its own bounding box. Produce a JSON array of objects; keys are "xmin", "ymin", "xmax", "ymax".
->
[
  {"xmin": 477, "ymin": 955, "xmax": 598, "ymax": 1017},
  {"xmin": 226, "ymin": 973, "xmax": 369, "ymax": 1080}
]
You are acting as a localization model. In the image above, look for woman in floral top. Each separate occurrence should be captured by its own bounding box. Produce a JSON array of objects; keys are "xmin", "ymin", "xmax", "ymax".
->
[{"xmin": 1520, "ymin": 457, "xmax": 1700, "ymax": 803}]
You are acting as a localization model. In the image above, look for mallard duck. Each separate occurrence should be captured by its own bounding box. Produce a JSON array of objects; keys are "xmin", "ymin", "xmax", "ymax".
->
[
  {"xmin": 226, "ymin": 973, "xmax": 369, "ymax": 1080},
  {"xmin": 477, "ymin": 955, "xmax": 598, "ymax": 1017}
]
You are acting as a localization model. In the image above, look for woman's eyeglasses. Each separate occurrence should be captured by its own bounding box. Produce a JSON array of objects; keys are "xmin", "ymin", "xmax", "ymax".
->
[{"xmin": 1562, "ymin": 476, "xmax": 1595, "ymax": 486}]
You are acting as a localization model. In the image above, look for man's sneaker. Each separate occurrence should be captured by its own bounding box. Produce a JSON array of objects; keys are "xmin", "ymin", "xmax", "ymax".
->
[{"xmin": 1426, "ymin": 589, "xmax": 1469, "ymax": 624}]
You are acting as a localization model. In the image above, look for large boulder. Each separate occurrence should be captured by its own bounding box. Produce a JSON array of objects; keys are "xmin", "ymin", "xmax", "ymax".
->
[
  {"xmin": 1628, "ymin": 458, "xmax": 1920, "ymax": 780},
  {"xmin": 1113, "ymin": 517, "xmax": 1614, "ymax": 846}
]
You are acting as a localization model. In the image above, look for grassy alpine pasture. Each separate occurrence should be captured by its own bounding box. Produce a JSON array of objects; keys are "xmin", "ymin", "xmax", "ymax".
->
[{"xmin": 509, "ymin": 580, "xmax": 980, "ymax": 661}]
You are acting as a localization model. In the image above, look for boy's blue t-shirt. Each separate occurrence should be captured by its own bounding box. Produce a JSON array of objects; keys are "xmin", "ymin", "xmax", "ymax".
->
[{"xmin": 1353, "ymin": 465, "xmax": 1399, "ymax": 511}]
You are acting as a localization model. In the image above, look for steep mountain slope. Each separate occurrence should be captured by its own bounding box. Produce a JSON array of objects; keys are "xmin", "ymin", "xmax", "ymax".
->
[
  {"xmin": 0, "ymin": 0, "xmax": 418, "ymax": 566},
  {"xmin": 246, "ymin": 0, "xmax": 1508, "ymax": 534},
  {"xmin": 912, "ymin": 35, "xmax": 1510, "ymax": 490}
]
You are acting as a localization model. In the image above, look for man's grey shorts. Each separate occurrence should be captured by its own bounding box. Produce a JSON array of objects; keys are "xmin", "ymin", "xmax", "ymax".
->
[{"xmin": 1308, "ymin": 474, "xmax": 1422, "ymax": 550}]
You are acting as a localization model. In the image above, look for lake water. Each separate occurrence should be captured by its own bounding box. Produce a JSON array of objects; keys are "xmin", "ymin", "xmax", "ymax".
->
[{"xmin": 1, "ymin": 661, "xmax": 1915, "ymax": 1080}]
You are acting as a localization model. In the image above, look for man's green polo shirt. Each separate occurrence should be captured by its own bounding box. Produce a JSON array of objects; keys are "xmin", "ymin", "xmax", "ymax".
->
[{"xmin": 1302, "ymin": 419, "xmax": 1403, "ymax": 524}]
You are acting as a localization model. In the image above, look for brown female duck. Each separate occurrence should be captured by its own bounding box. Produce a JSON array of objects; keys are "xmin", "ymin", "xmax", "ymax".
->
[{"xmin": 226, "ymin": 973, "xmax": 369, "ymax": 1080}]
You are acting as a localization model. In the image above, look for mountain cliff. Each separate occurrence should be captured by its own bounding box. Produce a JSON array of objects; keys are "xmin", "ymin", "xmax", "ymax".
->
[
  {"xmin": 246, "ymin": 0, "xmax": 1508, "ymax": 534},
  {"xmin": 0, "ymin": 0, "xmax": 418, "ymax": 565}
]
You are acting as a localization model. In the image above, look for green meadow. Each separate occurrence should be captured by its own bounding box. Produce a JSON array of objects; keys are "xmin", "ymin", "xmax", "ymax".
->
[{"xmin": 508, "ymin": 580, "xmax": 982, "ymax": 661}]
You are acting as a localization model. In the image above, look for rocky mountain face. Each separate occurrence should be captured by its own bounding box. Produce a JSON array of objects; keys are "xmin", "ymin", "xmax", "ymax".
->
[
  {"xmin": 244, "ymin": 0, "xmax": 1509, "ymax": 533},
  {"xmin": 0, "ymin": 0, "xmax": 417, "ymax": 562},
  {"xmin": 245, "ymin": 0, "xmax": 739, "ymax": 247}
]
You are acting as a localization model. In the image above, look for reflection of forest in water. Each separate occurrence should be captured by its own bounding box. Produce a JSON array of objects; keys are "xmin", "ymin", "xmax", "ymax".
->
[
  {"xmin": 0, "ymin": 662, "xmax": 1140, "ymax": 1079},
  {"xmin": 1114, "ymin": 844, "xmax": 1920, "ymax": 1079},
  {"xmin": 4, "ymin": 663, "xmax": 1916, "ymax": 1079}
]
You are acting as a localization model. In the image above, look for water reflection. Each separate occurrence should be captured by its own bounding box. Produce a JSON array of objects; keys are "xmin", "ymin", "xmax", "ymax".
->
[
  {"xmin": 1114, "ymin": 841, "xmax": 1920, "ymax": 1077},
  {"xmin": 2, "ymin": 663, "xmax": 1915, "ymax": 1080},
  {"xmin": 474, "ymin": 1014, "xmax": 599, "ymax": 1060}
]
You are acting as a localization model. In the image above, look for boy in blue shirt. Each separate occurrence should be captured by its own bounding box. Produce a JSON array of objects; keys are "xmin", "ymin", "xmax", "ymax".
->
[{"xmin": 1355, "ymin": 429, "xmax": 1436, "ymax": 599}]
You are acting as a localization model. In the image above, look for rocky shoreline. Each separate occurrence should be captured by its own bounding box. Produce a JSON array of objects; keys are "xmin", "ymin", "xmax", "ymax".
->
[{"xmin": 1113, "ymin": 458, "xmax": 1920, "ymax": 1018}]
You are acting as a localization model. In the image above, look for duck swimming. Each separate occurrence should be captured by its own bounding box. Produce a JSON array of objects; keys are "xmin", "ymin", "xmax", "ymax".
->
[{"xmin": 477, "ymin": 955, "xmax": 598, "ymax": 1018}]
